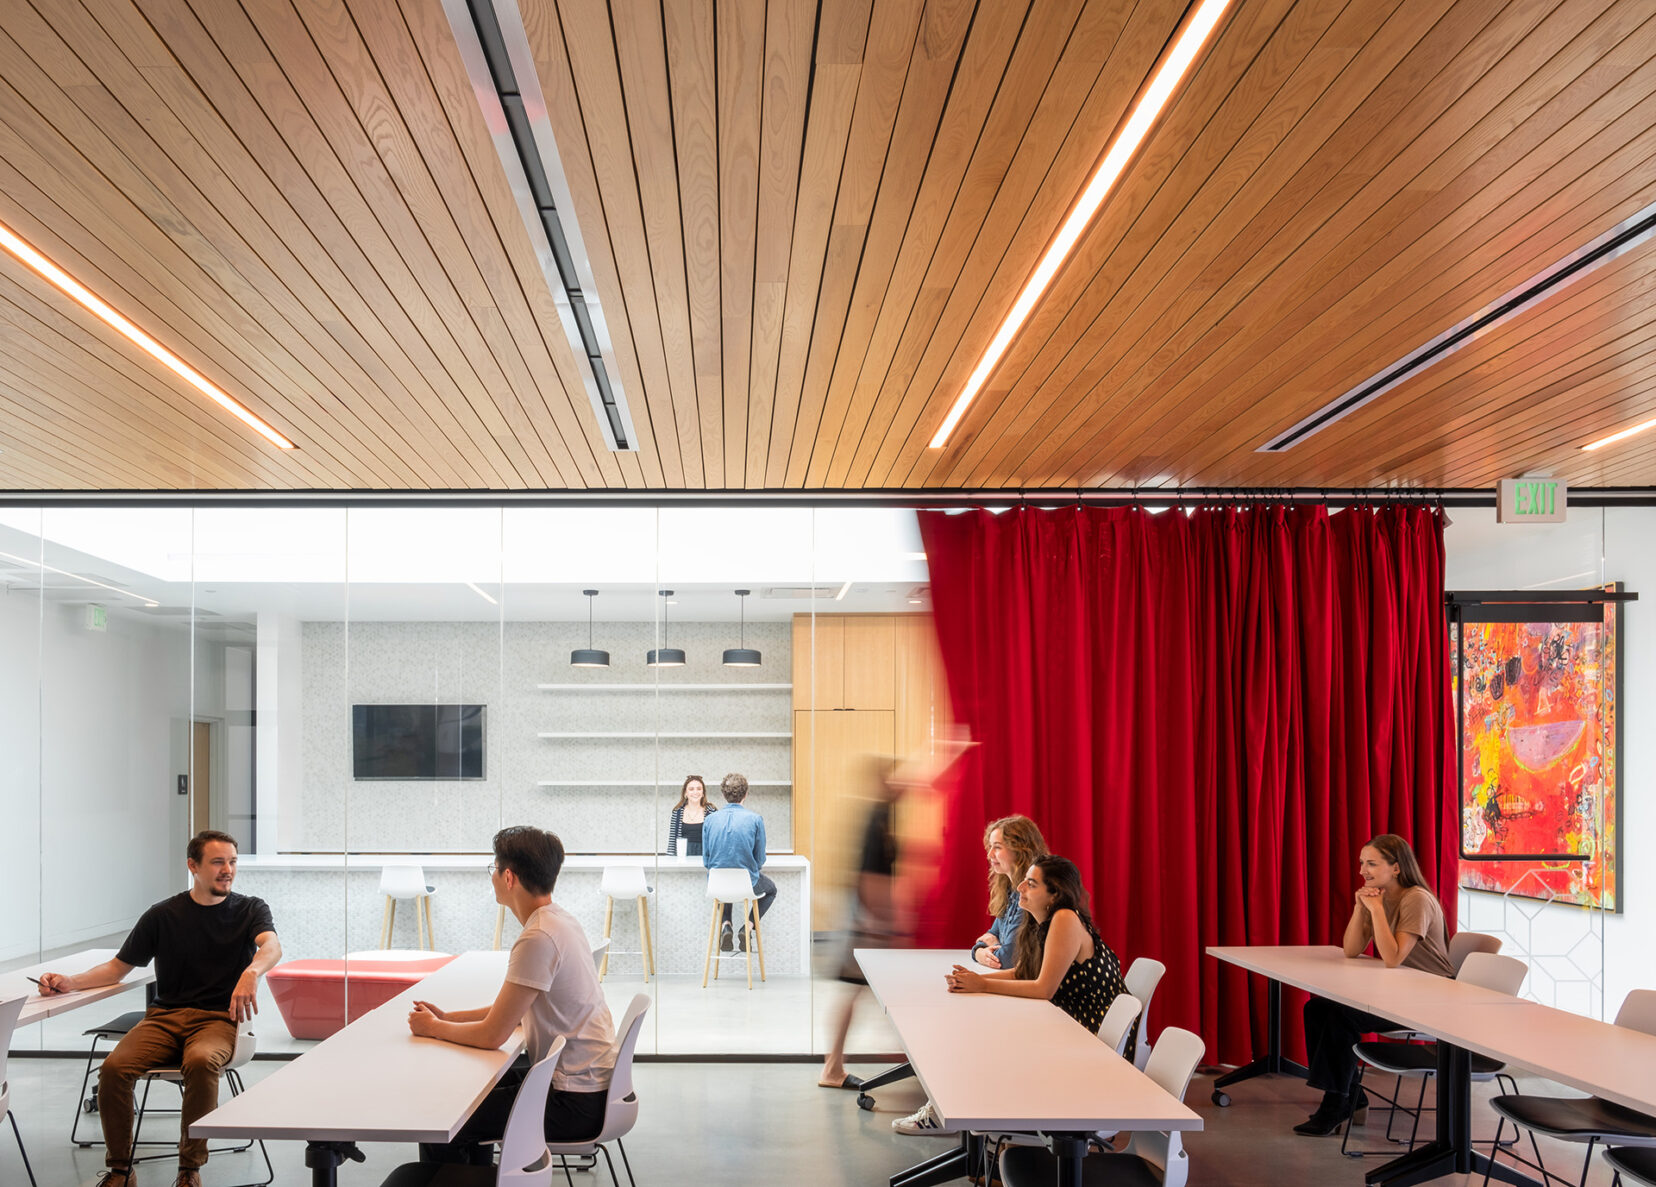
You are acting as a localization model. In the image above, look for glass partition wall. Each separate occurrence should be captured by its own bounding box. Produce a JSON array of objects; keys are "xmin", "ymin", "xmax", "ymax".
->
[{"xmin": 0, "ymin": 501, "xmax": 941, "ymax": 1061}]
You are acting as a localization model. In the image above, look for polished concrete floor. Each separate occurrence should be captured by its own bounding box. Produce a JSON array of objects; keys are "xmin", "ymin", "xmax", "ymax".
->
[{"xmin": 0, "ymin": 1054, "xmax": 1623, "ymax": 1187}]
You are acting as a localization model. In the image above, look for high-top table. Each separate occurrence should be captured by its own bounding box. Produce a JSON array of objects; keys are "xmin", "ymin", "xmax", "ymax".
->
[
  {"xmin": 0, "ymin": 948, "xmax": 157, "ymax": 1027},
  {"xmin": 1207, "ymin": 945, "xmax": 1656, "ymax": 1187},
  {"xmin": 191, "ymin": 950, "xmax": 517, "ymax": 1186},
  {"xmin": 858, "ymin": 948, "xmax": 1202, "ymax": 1187}
]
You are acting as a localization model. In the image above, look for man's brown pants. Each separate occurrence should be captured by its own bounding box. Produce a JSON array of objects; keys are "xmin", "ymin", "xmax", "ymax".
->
[{"xmin": 98, "ymin": 1006, "xmax": 237, "ymax": 1170}]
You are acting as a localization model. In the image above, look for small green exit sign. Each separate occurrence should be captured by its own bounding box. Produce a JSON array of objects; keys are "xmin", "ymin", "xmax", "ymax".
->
[{"xmin": 1497, "ymin": 477, "xmax": 1567, "ymax": 523}]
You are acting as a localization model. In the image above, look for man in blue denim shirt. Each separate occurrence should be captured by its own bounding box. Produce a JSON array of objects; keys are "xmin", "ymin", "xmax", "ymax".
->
[{"xmin": 701, "ymin": 772, "xmax": 775, "ymax": 952}]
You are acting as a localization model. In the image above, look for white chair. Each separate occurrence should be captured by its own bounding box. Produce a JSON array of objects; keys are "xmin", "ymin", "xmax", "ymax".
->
[
  {"xmin": 0, "ymin": 996, "xmax": 38, "ymax": 1187},
  {"xmin": 381, "ymin": 865, "xmax": 437, "ymax": 950},
  {"xmin": 1483, "ymin": 989, "xmax": 1656, "ymax": 1187},
  {"xmin": 1447, "ymin": 930, "xmax": 1503, "ymax": 974},
  {"xmin": 1607, "ymin": 1146, "xmax": 1656, "ymax": 1186},
  {"xmin": 1344, "ymin": 951, "xmax": 1528, "ymax": 1159},
  {"xmin": 598, "ymin": 867, "xmax": 655, "ymax": 983},
  {"xmin": 701, "ymin": 868, "xmax": 765, "ymax": 989},
  {"xmin": 998, "ymin": 1026, "xmax": 1207, "ymax": 1187},
  {"xmin": 1124, "ymin": 957, "xmax": 1167, "ymax": 1071},
  {"xmin": 378, "ymin": 1036, "xmax": 567, "ymax": 1186},
  {"xmin": 546, "ymin": 994, "xmax": 650, "ymax": 1187},
  {"xmin": 590, "ymin": 938, "xmax": 612, "ymax": 972},
  {"xmin": 131, "ymin": 1026, "xmax": 271, "ymax": 1186},
  {"xmin": 1099, "ymin": 993, "xmax": 1144, "ymax": 1059}
]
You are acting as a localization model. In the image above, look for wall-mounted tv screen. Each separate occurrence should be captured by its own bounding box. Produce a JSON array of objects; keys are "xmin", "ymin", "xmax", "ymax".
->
[{"xmin": 352, "ymin": 704, "xmax": 486, "ymax": 780}]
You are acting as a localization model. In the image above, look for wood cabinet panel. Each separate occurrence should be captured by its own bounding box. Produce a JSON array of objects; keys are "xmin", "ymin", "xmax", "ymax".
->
[
  {"xmin": 792, "ymin": 709, "xmax": 895, "ymax": 931},
  {"xmin": 791, "ymin": 612, "xmax": 844, "ymax": 708},
  {"xmin": 842, "ymin": 614, "xmax": 895, "ymax": 710}
]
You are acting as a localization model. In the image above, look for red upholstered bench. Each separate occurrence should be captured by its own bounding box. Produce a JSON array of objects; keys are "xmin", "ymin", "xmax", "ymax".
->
[{"xmin": 267, "ymin": 955, "xmax": 457, "ymax": 1040}]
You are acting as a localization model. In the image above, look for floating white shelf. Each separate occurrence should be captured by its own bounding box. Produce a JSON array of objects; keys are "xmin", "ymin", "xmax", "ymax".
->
[
  {"xmin": 536, "ymin": 683, "xmax": 791, "ymax": 691},
  {"xmin": 536, "ymin": 731, "xmax": 792, "ymax": 739},
  {"xmin": 535, "ymin": 779, "xmax": 792, "ymax": 787}
]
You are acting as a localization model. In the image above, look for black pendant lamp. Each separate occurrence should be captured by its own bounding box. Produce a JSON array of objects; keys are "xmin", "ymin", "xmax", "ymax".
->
[
  {"xmin": 722, "ymin": 589, "xmax": 762, "ymax": 667},
  {"xmin": 570, "ymin": 589, "xmax": 610, "ymax": 667},
  {"xmin": 646, "ymin": 589, "xmax": 686, "ymax": 667}
]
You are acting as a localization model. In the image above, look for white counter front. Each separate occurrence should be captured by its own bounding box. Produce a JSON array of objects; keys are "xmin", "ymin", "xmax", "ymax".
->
[{"xmin": 233, "ymin": 853, "xmax": 811, "ymax": 976}]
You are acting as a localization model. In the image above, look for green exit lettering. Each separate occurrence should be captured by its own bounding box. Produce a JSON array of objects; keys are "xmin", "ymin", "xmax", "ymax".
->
[{"xmin": 1497, "ymin": 478, "xmax": 1567, "ymax": 523}]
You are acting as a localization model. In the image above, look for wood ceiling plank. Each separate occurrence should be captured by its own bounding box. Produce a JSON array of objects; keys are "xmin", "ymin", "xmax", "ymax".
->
[
  {"xmin": 781, "ymin": 0, "xmax": 925, "ymax": 487},
  {"xmin": 120, "ymin": 0, "xmax": 528, "ymax": 488},
  {"xmin": 920, "ymin": 0, "xmax": 1479, "ymax": 489},
  {"xmin": 284, "ymin": 0, "xmax": 579, "ymax": 488},
  {"xmin": 761, "ymin": 0, "xmax": 872, "ymax": 487},
  {"xmin": 930, "ymin": 0, "xmax": 1360, "ymax": 490},
  {"xmin": 609, "ymin": 0, "xmax": 704, "ymax": 487},
  {"xmin": 762, "ymin": 57, "xmax": 863, "ymax": 487},
  {"xmin": 20, "ymin": 0, "xmax": 474, "ymax": 488},
  {"xmin": 827, "ymin": 0, "xmax": 1081, "ymax": 488},
  {"xmin": 0, "ymin": 291, "xmax": 269, "ymax": 487},
  {"xmin": 1032, "ymin": 0, "xmax": 1622, "ymax": 489},
  {"xmin": 519, "ymin": 0, "xmax": 667, "ymax": 487},
  {"xmin": 662, "ymin": 0, "xmax": 722, "ymax": 485},
  {"xmin": 0, "ymin": 391, "xmax": 150, "ymax": 487},
  {"xmin": 848, "ymin": 0, "xmax": 1186, "ymax": 488},
  {"xmin": 1254, "ymin": 237, "xmax": 1656, "ymax": 487},
  {"xmin": 716, "ymin": 0, "xmax": 765, "ymax": 486},
  {"xmin": 1143, "ymin": 54, "xmax": 1656, "ymax": 489},
  {"xmin": 0, "ymin": 259, "xmax": 317, "ymax": 482},
  {"xmin": 217, "ymin": 0, "xmax": 541, "ymax": 487},
  {"xmin": 744, "ymin": 0, "xmax": 815, "ymax": 488},
  {"xmin": 807, "ymin": 0, "xmax": 1011, "ymax": 489},
  {"xmin": 362, "ymin": 0, "xmax": 630, "ymax": 488}
]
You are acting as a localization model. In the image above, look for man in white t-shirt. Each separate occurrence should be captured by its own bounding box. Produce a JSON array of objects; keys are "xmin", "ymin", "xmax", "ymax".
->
[{"xmin": 407, "ymin": 825, "xmax": 617, "ymax": 1166}]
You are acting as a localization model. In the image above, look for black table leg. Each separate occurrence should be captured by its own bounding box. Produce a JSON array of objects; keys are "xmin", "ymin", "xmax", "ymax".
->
[
  {"xmin": 1211, "ymin": 978, "xmax": 1310, "ymax": 1105},
  {"xmin": 1050, "ymin": 1133, "xmax": 1091, "ymax": 1187},
  {"xmin": 889, "ymin": 1133, "xmax": 972, "ymax": 1187},
  {"xmin": 304, "ymin": 1140, "xmax": 364, "ymax": 1187},
  {"xmin": 1362, "ymin": 1044, "xmax": 1540, "ymax": 1187}
]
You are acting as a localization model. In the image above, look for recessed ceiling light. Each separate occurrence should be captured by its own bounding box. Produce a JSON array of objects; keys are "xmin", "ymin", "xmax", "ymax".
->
[
  {"xmin": 1582, "ymin": 414, "xmax": 1656, "ymax": 452},
  {"xmin": 928, "ymin": 0, "xmax": 1233, "ymax": 450},
  {"xmin": 0, "ymin": 220, "xmax": 296, "ymax": 450},
  {"xmin": 0, "ymin": 548, "xmax": 158, "ymax": 607}
]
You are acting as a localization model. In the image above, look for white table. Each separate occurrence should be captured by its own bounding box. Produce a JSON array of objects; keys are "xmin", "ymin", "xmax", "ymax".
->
[
  {"xmin": 0, "ymin": 948, "xmax": 157, "ymax": 1027},
  {"xmin": 858, "ymin": 948, "xmax": 1201, "ymax": 1187},
  {"xmin": 191, "ymin": 950, "xmax": 517, "ymax": 1186},
  {"xmin": 1207, "ymin": 945, "xmax": 1656, "ymax": 1187}
]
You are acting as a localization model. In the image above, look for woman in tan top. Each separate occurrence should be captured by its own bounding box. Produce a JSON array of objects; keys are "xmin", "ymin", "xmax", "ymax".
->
[{"xmin": 1294, "ymin": 833, "xmax": 1453, "ymax": 1136}]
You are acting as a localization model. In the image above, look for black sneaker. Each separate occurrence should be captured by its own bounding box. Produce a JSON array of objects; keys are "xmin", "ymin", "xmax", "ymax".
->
[{"xmin": 719, "ymin": 921, "xmax": 734, "ymax": 953}]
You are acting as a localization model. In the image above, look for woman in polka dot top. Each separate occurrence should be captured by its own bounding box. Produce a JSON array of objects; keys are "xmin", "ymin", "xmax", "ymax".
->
[{"xmin": 944, "ymin": 853, "xmax": 1126, "ymax": 1036}]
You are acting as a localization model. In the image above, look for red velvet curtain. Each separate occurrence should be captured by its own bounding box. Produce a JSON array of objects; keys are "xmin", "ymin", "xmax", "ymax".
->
[{"xmin": 914, "ymin": 504, "xmax": 1456, "ymax": 1064}]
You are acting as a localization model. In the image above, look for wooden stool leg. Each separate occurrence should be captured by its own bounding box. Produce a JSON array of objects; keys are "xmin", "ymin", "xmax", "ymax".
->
[
  {"xmin": 493, "ymin": 904, "xmax": 505, "ymax": 950},
  {"xmin": 639, "ymin": 895, "xmax": 656, "ymax": 976},
  {"xmin": 422, "ymin": 896, "xmax": 435, "ymax": 951},
  {"xmin": 702, "ymin": 902, "xmax": 721, "ymax": 988},
  {"xmin": 751, "ymin": 902, "xmax": 766, "ymax": 981},
  {"xmin": 635, "ymin": 897, "xmax": 651, "ymax": 983},
  {"xmin": 742, "ymin": 901, "xmax": 753, "ymax": 990},
  {"xmin": 600, "ymin": 897, "xmax": 615, "ymax": 980},
  {"xmin": 381, "ymin": 897, "xmax": 393, "ymax": 949}
]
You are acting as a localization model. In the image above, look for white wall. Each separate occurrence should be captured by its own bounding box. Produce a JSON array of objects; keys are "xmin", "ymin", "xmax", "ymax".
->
[
  {"xmin": 1444, "ymin": 505, "xmax": 1652, "ymax": 1018},
  {"xmin": 0, "ymin": 594, "xmax": 190, "ymax": 961}
]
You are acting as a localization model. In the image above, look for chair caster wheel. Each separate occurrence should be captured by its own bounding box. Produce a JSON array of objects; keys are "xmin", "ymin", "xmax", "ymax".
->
[
  {"xmin": 857, "ymin": 1093, "xmax": 876, "ymax": 1111},
  {"xmin": 1212, "ymin": 1090, "xmax": 1231, "ymax": 1107},
  {"xmin": 77, "ymin": 1142, "xmax": 96, "ymax": 1148},
  {"xmin": 83, "ymin": 1099, "xmax": 99, "ymax": 1114}
]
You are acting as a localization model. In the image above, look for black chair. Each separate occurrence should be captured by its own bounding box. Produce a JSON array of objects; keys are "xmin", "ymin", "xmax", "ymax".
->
[
  {"xmin": 1607, "ymin": 1146, "xmax": 1656, "ymax": 1186},
  {"xmin": 71, "ymin": 983, "xmax": 161, "ymax": 1147},
  {"xmin": 1481, "ymin": 990, "xmax": 1656, "ymax": 1187}
]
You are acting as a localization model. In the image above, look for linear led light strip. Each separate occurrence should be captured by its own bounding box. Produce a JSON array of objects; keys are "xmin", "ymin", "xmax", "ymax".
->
[
  {"xmin": 443, "ymin": 0, "xmax": 638, "ymax": 452},
  {"xmin": 0, "ymin": 220, "xmax": 295, "ymax": 450},
  {"xmin": 0, "ymin": 548, "xmax": 159, "ymax": 607},
  {"xmin": 929, "ymin": 0, "xmax": 1234, "ymax": 450},
  {"xmin": 1583, "ymin": 413, "xmax": 1656, "ymax": 452}
]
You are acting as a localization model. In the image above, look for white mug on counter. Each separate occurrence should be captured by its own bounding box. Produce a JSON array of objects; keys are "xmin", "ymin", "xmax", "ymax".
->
[{"xmin": 676, "ymin": 838, "xmax": 689, "ymax": 858}]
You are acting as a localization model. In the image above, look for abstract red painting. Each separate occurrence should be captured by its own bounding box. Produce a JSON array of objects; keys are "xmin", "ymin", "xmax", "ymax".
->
[{"xmin": 1458, "ymin": 589, "xmax": 1620, "ymax": 910}]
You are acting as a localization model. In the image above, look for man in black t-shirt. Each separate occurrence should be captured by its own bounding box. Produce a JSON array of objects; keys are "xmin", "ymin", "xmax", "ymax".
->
[{"xmin": 38, "ymin": 830, "xmax": 280, "ymax": 1187}]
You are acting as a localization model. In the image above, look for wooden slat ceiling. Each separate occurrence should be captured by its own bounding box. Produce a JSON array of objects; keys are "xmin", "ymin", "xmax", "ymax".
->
[{"xmin": 0, "ymin": 0, "xmax": 1653, "ymax": 491}]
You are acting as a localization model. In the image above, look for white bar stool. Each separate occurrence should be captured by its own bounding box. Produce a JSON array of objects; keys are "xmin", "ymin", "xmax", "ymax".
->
[
  {"xmin": 702, "ymin": 867, "xmax": 766, "ymax": 989},
  {"xmin": 379, "ymin": 865, "xmax": 436, "ymax": 950},
  {"xmin": 598, "ymin": 865, "xmax": 655, "ymax": 983}
]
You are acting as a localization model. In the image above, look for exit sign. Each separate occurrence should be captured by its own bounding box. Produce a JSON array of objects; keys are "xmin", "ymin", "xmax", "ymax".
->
[{"xmin": 1497, "ymin": 477, "xmax": 1567, "ymax": 523}]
